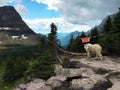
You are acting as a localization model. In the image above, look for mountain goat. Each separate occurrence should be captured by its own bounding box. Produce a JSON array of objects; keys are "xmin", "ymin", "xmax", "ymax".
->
[{"xmin": 84, "ymin": 43, "xmax": 103, "ymax": 60}]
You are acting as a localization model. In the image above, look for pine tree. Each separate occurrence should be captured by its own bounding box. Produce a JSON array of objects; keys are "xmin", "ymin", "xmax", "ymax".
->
[
  {"xmin": 80, "ymin": 31, "xmax": 86, "ymax": 38},
  {"xmin": 90, "ymin": 26, "xmax": 99, "ymax": 36},
  {"xmin": 48, "ymin": 23, "xmax": 58, "ymax": 46},
  {"xmin": 67, "ymin": 34, "xmax": 74, "ymax": 51},
  {"xmin": 90, "ymin": 26, "xmax": 99, "ymax": 44},
  {"xmin": 67, "ymin": 31, "xmax": 86, "ymax": 52},
  {"xmin": 78, "ymin": 31, "xmax": 86, "ymax": 52},
  {"xmin": 113, "ymin": 8, "xmax": 120, "ymax": 32},
  {"xmin": 103, "ymin": 16, "xmax": 112, "ymax": 33},
  {"xmin": 47, "ymin": 23, "xmax": 59, "ymax": 63},
  {"xmin": 39, "ymin": 36, "xmax": 48, "ymax": 53}
]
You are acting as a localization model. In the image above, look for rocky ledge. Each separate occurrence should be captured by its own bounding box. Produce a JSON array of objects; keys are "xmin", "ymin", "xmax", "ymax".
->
[{"xmin": 14, "ymin": 56, "xmax": 120, "ymax": 90}]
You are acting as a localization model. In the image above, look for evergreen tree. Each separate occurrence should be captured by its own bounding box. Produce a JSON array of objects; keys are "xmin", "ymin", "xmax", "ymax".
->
[
  {"xmin": 67, "ymin": 34, "xmax": 77, "ymax": 52},
  {"xmin": 78, "ymin": 31, "xmax": 86, "ymax": 52},
  {"xmin": 47, "ymin": 23, "xmax": 59, "ymax": 63},
  {"xmin": 67, "ymin": 31, "xmax": 86, "ymax": 53},
  {"xmin": 113, "ymin": 8, "xmax": 120, "ymax": 32},
  {"xmin": 90, "ymin": 26, "xmax": 99, "ymax": 44},
  {"xmin": 80, "ymin": 31, "xmax": 86, "ymax": 38},
  {"xmin": 39, "ymin": 36, "xmax": 48, "ymax": 53},
  {"xmin": 90, "ymin": 26, "xmax": 99, "ymax": 36},
  {"xmin": 103, "ymin": 16, "xmax": 112, "ymax": 33},
  {"xmin": 3, "ymin": 57, "xmax": 28, "ymax": 82},
  {"xmin": 48, "ymin": 23, "xmax": 58, "ymax": 46},
  {"xmin": 67, "ymin": 34, "xmax": 74, "ymax": 51},
  {"xmin": 24, "ymin": 55, "xmax": 54, "ymax": 80}
]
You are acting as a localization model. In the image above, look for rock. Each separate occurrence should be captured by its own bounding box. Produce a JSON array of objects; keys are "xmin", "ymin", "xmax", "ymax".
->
[
  {"xmin": 27, "ymin": 79, "xmax": 52, "ymax": 90},
  {"xmin": 54, "ymin": 64, "xmax": 65, "ymax": 76},
  {"xmin": 69, "ymin": 56, "xmax": 120, "ymax": 90},
  {"xmin": 107, "ymin": 74, "xmax": 120, "ymax": 90},
  {"xmin": 107, "ymin": 82, "xmax": 120, "ymax": 90},
  {"xmin": 70, "ymin": 78, "xmax": 94, "ymax": 90},
  {"xmin": 18, "ymin": 84, "xmax": 28, "ymax": 90},
  {"xmin": 14, "ymin": 56, "xmax": 120, "ymax": 90},
  {"xmin": 64, "ymin": 68, "xmax": 82, "ymax": 77},
  {"xmin": 69, "ymin": 74, "xmax": 112, "ymax": 90},
  {"xmin": 71, "ymin": 57, "xmax": 120, "ymax": 73},
  {"xmin": 13, "ymin": 88, "xmax": 21, "ymax": 90},
  {"xmin": 60, "ymin": 55, "xmax": 71, "ymax": 63},
  {"xmin": 46, "ymin": 75, "xmax": 66, "ymax": 89},
  {"xmin": 81, "ymin": 68, "xmax": 95, "ymax": 77},
  {"xmin": 68, "ymin": 61, "xmax": 82, "ymax": 68},
  {"xmin": 54, "ymin": 64, "xmax": 83, "ymax": 77}
]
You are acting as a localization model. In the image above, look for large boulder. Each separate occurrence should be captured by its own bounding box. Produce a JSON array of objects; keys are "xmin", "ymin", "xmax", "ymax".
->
[
  {"xmin": 27, "ymin": 79, "xmax": 52, "ymax": 90},
  {"xmin": 69, "ymin": 74, "xmax": 112, "ymax": 90},
  {"xmin": 46, "ymin": 75, "xmax": 66, "ymax": 89},
  {"xmin": 71, "ymin": 57, "xmax": 120, "ymax": 73},
  {"xmin": 14, "ymin": 79, "xmax": 52, "ymax": 90},
  {"xmin": 54, "ymin": 64, "xmax": 65, "ymax": 76}
]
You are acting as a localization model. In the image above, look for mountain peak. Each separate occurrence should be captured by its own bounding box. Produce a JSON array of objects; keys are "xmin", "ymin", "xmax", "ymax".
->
[
  {"xmin": 0, "ymin": 6, "xmax": 38, "ymax": 45},
  {"xmin": 0, "ymin": 6, "xmax": 35, "ymax": 35},
  {"xmin": 0, "ymin": 6, "xmax": 14, "ymax": 10}
]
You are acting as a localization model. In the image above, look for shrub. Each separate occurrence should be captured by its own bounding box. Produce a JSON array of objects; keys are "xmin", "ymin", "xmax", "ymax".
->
[
  {"xmin": 24, "ymin": 55, "xmax": 54, "ymax": 80},
  {"xmin": 3, "ymin": 57, "xmax": 28, "ymax": 83},
  {"xmin": 100, "ymin": 33, "xmax": 120, "ymax": 56}
]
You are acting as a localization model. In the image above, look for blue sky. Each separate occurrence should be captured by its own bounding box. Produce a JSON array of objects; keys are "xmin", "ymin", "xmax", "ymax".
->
[
  {"xmin": 0, "ymin": 0, "xmax": 120, "ymax": 34},
  {"xmin": 22, "ymin": 0, "xmax": 61, "ymax": 19}
]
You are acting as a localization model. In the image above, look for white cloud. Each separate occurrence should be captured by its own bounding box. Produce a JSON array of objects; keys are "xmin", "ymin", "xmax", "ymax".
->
[
  {"xmin": 14, "ymin": 4, "xmax": 28, "ymax": 16},
  {"xmin": 29, "ymin": 0, "xmax": 120, "ymax": 33},
  {"xmin": 24, "ymin": 18, "xmax": 91, "ymax": 34},
  {"xmin": 0, "ymin": 0, "xmax": 28, "ymax": 17},
  {"xmin": 0, "ymin": 0, "xmax": 22, "ymax": 6},
  {"xmin": 32, "ymin": 0, "xmax": 120, "ymax": 25},
  {"xmin": 31, "ymin": 0, "xmax": 61, "ymax": 11}
]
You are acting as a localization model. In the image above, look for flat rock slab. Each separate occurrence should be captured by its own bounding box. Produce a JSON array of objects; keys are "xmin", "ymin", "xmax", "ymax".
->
[
  {"xmin": 70, "ymin": 56, "xmax": 120, "ymax": 90},
  {"xmin": 69, "ymin": 74, "xmax": 109, "ymax": 90},
  {"xmin": 70, "ymin": 56, "xmax": 120, "ymax": 73}
]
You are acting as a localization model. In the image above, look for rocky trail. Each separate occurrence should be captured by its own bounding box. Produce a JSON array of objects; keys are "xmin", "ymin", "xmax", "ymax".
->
[{"xmin": 14, "ymin": 56, "xmax": 120, "ymax": 90}]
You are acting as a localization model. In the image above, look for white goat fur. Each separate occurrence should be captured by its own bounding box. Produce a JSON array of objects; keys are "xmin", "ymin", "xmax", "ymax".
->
[{"xmin": 84, "ymin": 43, "xmax": 103, "ymax": 60}]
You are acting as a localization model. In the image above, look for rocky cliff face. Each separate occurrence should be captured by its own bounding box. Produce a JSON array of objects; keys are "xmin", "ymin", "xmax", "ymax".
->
[{"xmin": 0, "ymin": 6, "xmax": 35, "ymax": 35}]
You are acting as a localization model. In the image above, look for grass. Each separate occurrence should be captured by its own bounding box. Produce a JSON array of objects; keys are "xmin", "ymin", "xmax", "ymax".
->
[{"xmin": 0, "ymin": 62, "xmax": 14, "ymax": 90}]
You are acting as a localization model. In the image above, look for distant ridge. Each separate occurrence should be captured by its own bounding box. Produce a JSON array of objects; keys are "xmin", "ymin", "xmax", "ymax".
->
[{"xmin": 60, "ymin": 31, "xmax": 81, "ymax": 47}]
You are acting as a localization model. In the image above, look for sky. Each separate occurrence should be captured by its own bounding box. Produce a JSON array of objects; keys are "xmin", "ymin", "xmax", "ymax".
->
[{"xmin": 0, "ymin": 0, "xmax": 120, "ymax": 34}]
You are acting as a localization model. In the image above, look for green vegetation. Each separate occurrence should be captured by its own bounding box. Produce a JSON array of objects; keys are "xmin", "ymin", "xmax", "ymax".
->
[
  {"xmin": 24, "ymin": 55, "xmax": 54, "ymax": 81},
  {"xmin": 0, "ymin": 23, "xmax": 59, "ymax": 89},
  {"xmin": 103, "ymin": 16, "xmax": 112, "ymax": 34},
  {"xmin": 99, "ymin": 8, "xmax": 120, "ymax": 55},
  {"xmin": 0, "ymin": 62, "xmax": 14, "ymax": 90},
  {"xmin": 48, "ymin": 23, "xmax": 59, "ymax": 63},
  {"xmin": 67, "ymin": 31, "xmax": 86, "ymax": 53},
  {"xmin": 0, "ymin": 45, "xmax": 39, "ymax": 89},
  {"xmin": 0, "ymin": 45, "xmax": 40, "ymax": 60},
  {"xmin": 67, "ymin": 8, "xmax": 120, "ymax": 56},
  {"xmin": 0, "ymin": 8, "xmax": 120, "ymax": 89},
  {"xmin": 3, "ymin": 57, "xmax": 28, "ymax": 83}
]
